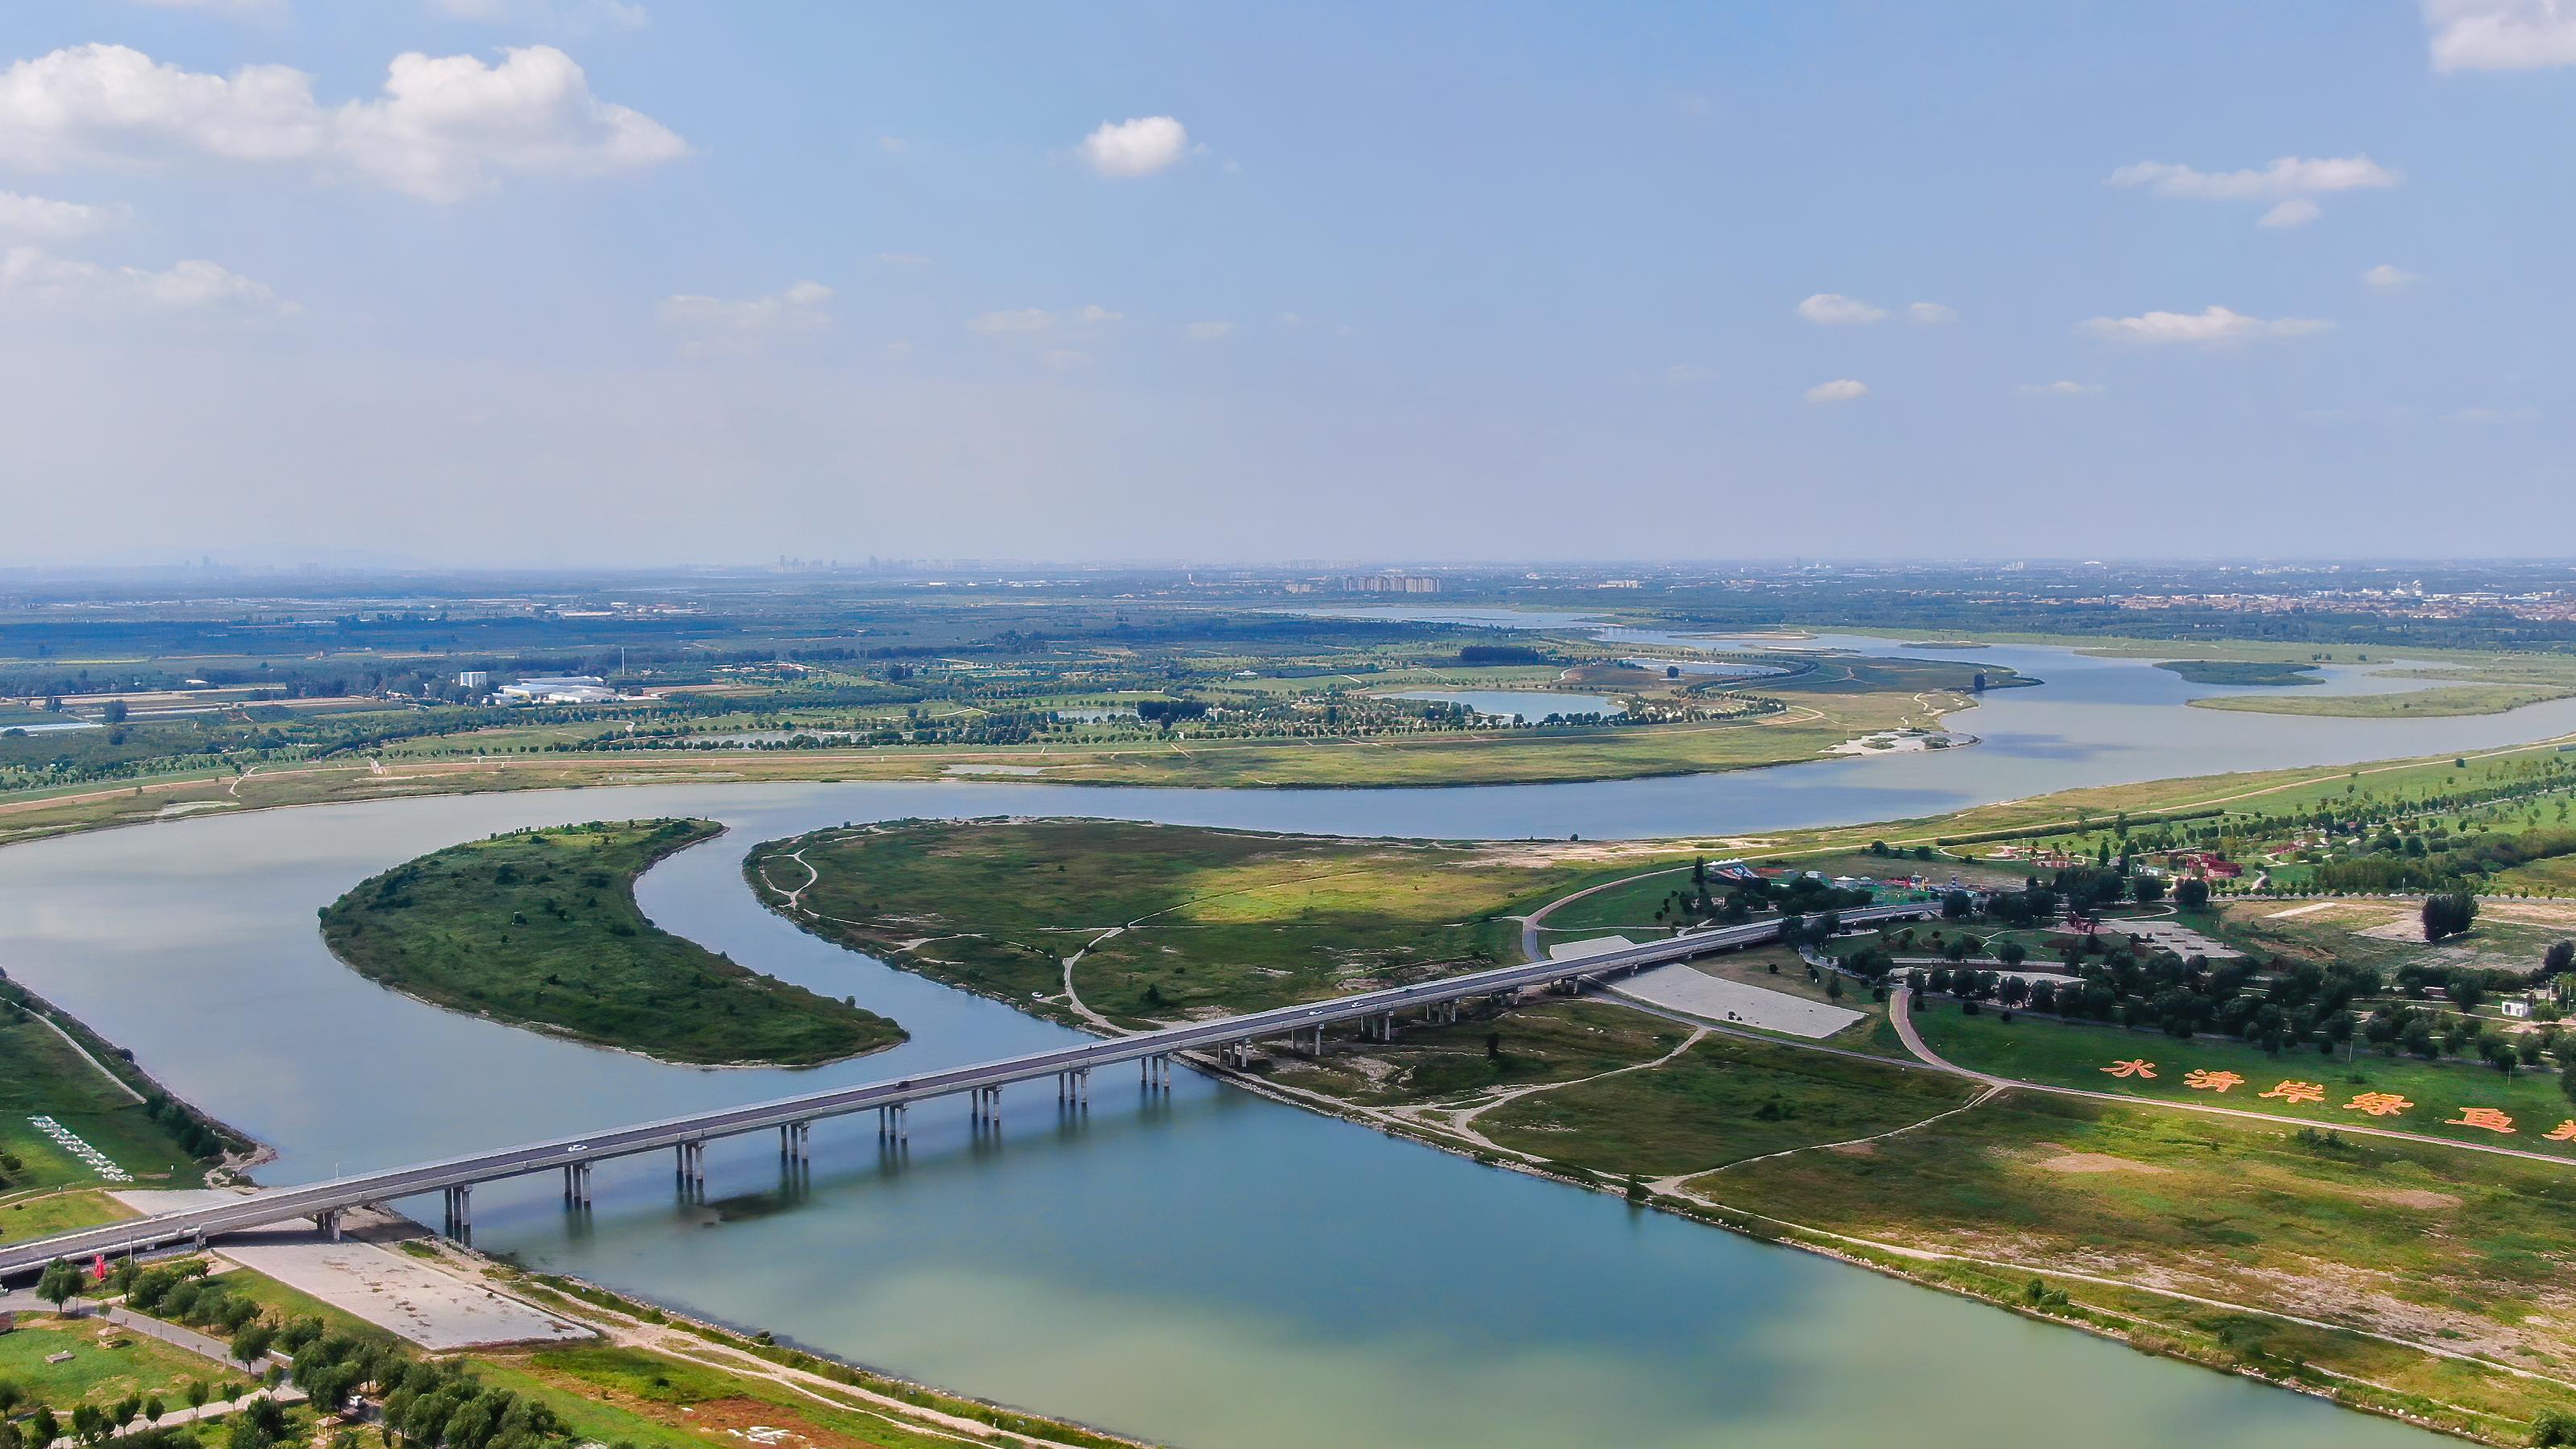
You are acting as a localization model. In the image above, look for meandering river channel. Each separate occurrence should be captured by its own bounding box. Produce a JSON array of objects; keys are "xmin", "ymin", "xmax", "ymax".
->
[{"xmin": 4, "ymin": 636, "xmax": 2570, "ymax": 1447}]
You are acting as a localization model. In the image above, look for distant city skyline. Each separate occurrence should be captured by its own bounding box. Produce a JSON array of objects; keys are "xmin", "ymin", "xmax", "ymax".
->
[{"xmin": 0, "ymin": 2, "xmax": 2570, "ymax": 564}]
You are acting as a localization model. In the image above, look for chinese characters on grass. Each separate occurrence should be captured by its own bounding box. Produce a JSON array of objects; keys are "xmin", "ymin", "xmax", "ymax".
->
[{"xmin": 2099, "ymin": 1061, "xmax": 2570, "ymax": 1139}]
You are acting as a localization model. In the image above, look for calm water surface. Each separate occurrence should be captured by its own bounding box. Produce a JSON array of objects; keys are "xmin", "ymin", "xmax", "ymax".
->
[{"xmin": 2, "ymin": 636, "xmax": 2561, "ymax": 1447}]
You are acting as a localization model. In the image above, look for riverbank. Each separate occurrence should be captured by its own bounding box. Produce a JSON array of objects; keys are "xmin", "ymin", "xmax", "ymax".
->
[{"xmin": 751, "ymin": 815, "xmax": 2576, "ymax": 1446}]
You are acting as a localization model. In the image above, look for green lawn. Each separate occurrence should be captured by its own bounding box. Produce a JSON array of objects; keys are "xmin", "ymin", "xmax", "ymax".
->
[
  {"xmin": 0, "ymin": 1315, "xmax": 225, "ymax": 1409},
  {"xmin": 320, "ymin": 819, "xmax": 902, "ymax": 1067},
  {"xmin": 0, "ymin": 1009, "xmax": 210, "ymax": 1208},
  {"xmin": 755, "ymin": 819, "xmax": 1642, "ymax": 1027},
  {"xmin": 1912, "ymin": 1005, "xmax": 2576, "ymax": 1154},
  {"xmin": 1478, "ymin": 1031, "xmax": 1975, "ymax": 1176}
]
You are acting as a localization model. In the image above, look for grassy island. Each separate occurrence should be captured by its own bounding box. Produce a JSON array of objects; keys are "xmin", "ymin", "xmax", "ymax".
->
[
  {"xmin": 2154, "ymin": 658, "xmax": 2322, "ymax": 687},
  {"xmin": 321, "ymin": 819, "xmax": 902, "ymax": 1067}
]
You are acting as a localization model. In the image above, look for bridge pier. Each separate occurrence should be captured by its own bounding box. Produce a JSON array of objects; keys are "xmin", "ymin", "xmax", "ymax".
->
[
  {"xmin": 317, "ymin": 1208, "xmax": 343, "ymax": 1243},
  {"xmin": 562, "ymin": 1161, "xmax": 593, "ymax": 1208},
  {"xmin": 777, "ymin": 1122, "xmax": 810, "ymax": 1162},
  {"xmin": 675, "ymin": 1141, "xmax": 707, "ymax": 1192},
  {"xmin": 440, "ymin": 1185, "xmax": 472, "ymax": 1239}
]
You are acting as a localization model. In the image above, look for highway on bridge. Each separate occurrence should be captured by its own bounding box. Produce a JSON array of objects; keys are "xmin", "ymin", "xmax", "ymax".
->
[{"xmin": 0, "ymin": 900, "xmax": 1939, "ymax": 1278}]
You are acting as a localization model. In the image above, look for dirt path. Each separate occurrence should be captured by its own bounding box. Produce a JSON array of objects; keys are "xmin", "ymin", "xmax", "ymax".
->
[{"xmin": 1385, "ymin": 1024, "xmax": 1712, "ymax": 1156}]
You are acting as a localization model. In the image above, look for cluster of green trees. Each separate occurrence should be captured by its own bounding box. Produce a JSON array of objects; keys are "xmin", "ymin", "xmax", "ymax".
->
[
  {"xmin": 2421, "ymin": 891, "xmax": 2480, "ymax": 942},
  {"xmin": 10, "ymin": 1253, "xmax": 595, "ymax": 1449},
  {"xmin": 1928, "ymin": 954, "xmax": 2380, "ymax": 1052}
]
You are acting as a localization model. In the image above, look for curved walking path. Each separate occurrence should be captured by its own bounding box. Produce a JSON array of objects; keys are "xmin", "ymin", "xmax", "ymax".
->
[{"xmin": 1887, "ymin": 988, "xmax": 2576, "ymax": 1169}]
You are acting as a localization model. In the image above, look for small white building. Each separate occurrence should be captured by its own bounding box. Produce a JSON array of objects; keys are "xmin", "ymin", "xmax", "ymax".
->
[{"xmin": 456, "ymin": 670, "xmax": 490, "ymax": 689}]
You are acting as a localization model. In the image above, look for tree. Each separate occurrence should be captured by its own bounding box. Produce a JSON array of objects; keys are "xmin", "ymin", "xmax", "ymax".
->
[
  {"xmin": 37, "ymin": 1257, "xmax": 85, "ymax": 1311},
  {"xmin": 1825, "ymin": 973, "xmax": 1844, "ymax": 1001},
  {"xmin": 2174, "ymin": 877, "xmax": 2210, "ymax": 909},
  {"xmin": 145, "ymin": 1397, "xmax": 165, "ymax": 1428},
  {"xmin": 231, "ymin": 1323, "xmax": 276, "ymax": 1374},
  {"xmin": 27, "ymin": 1411, "xmax": 59, "ymax": 1449},
  {"xmin": 1942, "ymin": 890, "xmax": 1973, "ymax": 920},
  {"xmin": 115, "ymin": 1395, "xmax": 142, "ymax": 1430},
  {"xmin": 2129, "ymin": 874, "xmax": 2166, "ymax": 906},
  {"xmin": 1484, "ymin": 1031, "xmax": 1501, "ymax": 1062},
  {"xmin": 2423, "ymin": 891, "xmax": 2479, "ymax": 943},
  {"xmin": 1996, "ymin": 940, "xmax": 2028, "ymax": 967},
  {"xmin": 2541, "ymin": 939, "xmax": 2574, "ymax": 985},
  {"xmin": 186, "ymin": 1381, "xmax": 212, "ymax": 1414}
]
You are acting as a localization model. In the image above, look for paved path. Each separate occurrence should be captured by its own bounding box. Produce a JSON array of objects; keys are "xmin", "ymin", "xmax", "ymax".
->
[{"xmin": 1887, "ymin": 988, "xmax": 2576, "ymax": 1168}]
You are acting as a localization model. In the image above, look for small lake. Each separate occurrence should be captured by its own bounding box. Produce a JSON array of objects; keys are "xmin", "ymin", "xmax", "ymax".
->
[{"xmin": 1383, "ymin": 689, "xmax": 1626, "ymax": 720}]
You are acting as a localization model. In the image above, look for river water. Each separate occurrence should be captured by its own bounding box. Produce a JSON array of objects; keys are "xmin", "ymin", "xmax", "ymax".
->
[{"xmin": 3, "ymin": 634, "xmax": 2566, "ymax": 1448}]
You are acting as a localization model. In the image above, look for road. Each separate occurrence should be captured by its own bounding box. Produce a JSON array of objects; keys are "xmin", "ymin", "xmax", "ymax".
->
[{"xmin": 0, "ymin": 901, "xmax": 1939, "ymax": 1278}]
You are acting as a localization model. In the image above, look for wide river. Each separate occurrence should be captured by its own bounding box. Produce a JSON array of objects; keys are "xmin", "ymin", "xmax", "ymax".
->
[{"xmin": 5, "ymin": 634, "xmax": 2571, "ymax": 1449}]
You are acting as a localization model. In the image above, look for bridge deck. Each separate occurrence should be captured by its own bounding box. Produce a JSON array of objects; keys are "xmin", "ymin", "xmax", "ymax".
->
[{"xmin": 0, "ymin": 900, "xmax": 1937, "ymax": 1276}]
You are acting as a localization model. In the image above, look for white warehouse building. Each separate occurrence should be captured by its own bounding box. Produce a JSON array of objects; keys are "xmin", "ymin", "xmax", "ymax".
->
[{"xmin": 496, "ymin": 675, "xmax": 618, "ymax": 704}]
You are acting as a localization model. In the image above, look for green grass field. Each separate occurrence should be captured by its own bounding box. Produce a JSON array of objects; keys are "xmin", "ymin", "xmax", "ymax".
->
[
  {"xmin": 1706, "ymin": 1088, "xmax": 2576, "ymax": 1426},
  {"xmin": 0, "ymin": 1008, "xmax": 210, "ymax": 1218},
  {"xmin": 320, "ymin": 819, "xmax": 902, "ymax": 1067},
  {"xmin": 753, "ymin": 819, "xmax": 1653, "ymax": 1026},
  {"xmin": 1469, "ymin": 1030, "xmax": 1971, "ymax": 1177},
  {"xmin": 1911, "ymin": 1005, "xmax": 2576, "ymax": 1154},
  {"xmin": 0, "ymin": 1315, "xmax": 224, "ymax": 1409}
]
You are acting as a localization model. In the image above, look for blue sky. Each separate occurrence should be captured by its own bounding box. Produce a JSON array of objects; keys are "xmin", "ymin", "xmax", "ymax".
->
[{"xmin": 1, "ymin": 1, "xmax": 2570, "ymax": 566}]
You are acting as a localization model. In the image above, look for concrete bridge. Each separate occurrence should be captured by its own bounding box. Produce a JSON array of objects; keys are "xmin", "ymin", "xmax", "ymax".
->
[{"xmin": 0, "ymin": 900, "xmax": 1940, "ymax": 1277}]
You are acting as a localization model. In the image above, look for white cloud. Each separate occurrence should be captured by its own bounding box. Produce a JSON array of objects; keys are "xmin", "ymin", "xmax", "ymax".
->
[
  {"xmin": 2108, "ymin": 154, "xmax": 2398, "ymax": 228},
  {"xmin": 2079, "ymin": 305, "xmax": 2330, "ymax": 345},
  {"xmin": 658, "ymin": 280, "xmax": 831, "ymax": 353},
  {"xmin": 968, "ymin": 308, "xmax": 1053, "ymax": 334},
  {"xmin": 2443, "ymin": 404, "xmax": 2539, "ymax": 424},
  {"xmin": 1906, "ymin": 301, "xmax": 1958, "ymax": 324},
  {"xmin": 2107, "ymin": 155, "xmax": 2401, "ymax": 200},
  {"xmin": 426, "ymin": 0, "xmax": 651, "ymax": 33},
  {"xmin": 0, "ymin": 43, "xmax": 686, "ymax": 202},
  {"xmin": 0, "ymin": 191, "xmax": 127, "ymax": 242},
  {"xmin": 1185, "ymin": 320, "xmax": 1233, "ymax": 342},
  {"xmin": 2363, "ymin": 263, "xmax": 2421, "ymax": 289},
  {"xmin": 0, "ymin": 244, "xmax": 289, "ymax": 316},
  {"xmin": 968, "ymin": 304, "xmax": 1121, "ymax": 335},
  {"xmin": 2017, "ymin": 380, "xmax": 2104, "ymax": 397},
  {"xmin": 1079, "ymin": 115, "xmax": 1189, "ymax": 178},
  {"xmin": 2425, "ymin": 0, "xmax": 2576, "ymax": 70},
  {"xmin": 2256, "ymin": 198, "xmax": 2322, "ymax": 228},
  {"xmin": 1804, "ymin": 378, "xmax": 1868, "ymax": 403},
  {"xmin": 1797, "ymin": 293, "xmax": 1885, "ymax": 326}
]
